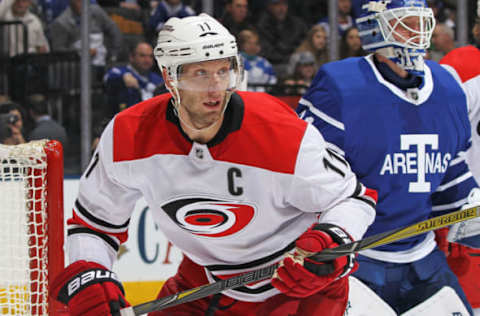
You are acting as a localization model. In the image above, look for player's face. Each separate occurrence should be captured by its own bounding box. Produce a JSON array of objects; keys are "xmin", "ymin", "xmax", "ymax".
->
[
  {"xmin": 389, "ymin": 15, "xmax": 423, "ymax": 45},
  {"xmin": 176, "ymin": 59, "xmax": 232, "ymax": 129}
]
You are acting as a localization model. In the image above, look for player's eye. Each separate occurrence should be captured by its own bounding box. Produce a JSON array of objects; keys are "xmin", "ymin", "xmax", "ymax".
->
[
  {"xmin": 193, "ymin": 69, "xmax": 208, "ymax": 77},
  {"xmin": 217, "ymin": 68, "xmax": 229, "ymax": 77}
]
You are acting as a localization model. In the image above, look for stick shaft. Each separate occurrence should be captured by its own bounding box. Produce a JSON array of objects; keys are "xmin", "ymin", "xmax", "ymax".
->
[
  {"xmin": 310, "ymin": 206, "xmax": 480, "ymax": 261},
  {"xmin": 121, "ymin": 206, "xmax": 480, "ymax": 315}
]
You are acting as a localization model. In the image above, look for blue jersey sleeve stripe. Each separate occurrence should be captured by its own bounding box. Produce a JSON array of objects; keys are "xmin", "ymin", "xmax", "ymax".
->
[
  {"xmin": 298, "ymin": 98, "xmax": 345, "ymax": 131},
  {"xmin": 435, "ymin": 171, "xmax": 473, "ymax": 192}
]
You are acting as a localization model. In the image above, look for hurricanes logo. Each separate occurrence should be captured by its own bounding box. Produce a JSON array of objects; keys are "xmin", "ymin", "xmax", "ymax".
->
[{"xmin": 162, "ymin": 198, "xmax": 255, "ymax": 237}]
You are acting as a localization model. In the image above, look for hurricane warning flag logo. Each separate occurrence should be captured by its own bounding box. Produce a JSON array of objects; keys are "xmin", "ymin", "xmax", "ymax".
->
[{"xmin": 162, "ymin": 198, "xmax": 256, "ymax": 237}]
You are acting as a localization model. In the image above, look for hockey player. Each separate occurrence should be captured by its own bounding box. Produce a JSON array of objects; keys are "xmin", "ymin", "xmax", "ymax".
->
[
  {"xmin": 439, "ymin": 13, "xmax": 480, "ymax": 316},
  {"xmin": 50, "ymin": 14, "xmax": 378, "ymax": 316},
  {"xmin": 296, "ymin": 0, "xmax": 480, "ymax": 315}
]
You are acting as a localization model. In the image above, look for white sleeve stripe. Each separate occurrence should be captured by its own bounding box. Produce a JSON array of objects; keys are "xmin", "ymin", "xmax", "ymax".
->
[
  {"xmin": 449, "ymin": 154, "xmax": 466, "ymax": 167},
  {"xmin": 432, "ymin": 197, "xmax": 468, "ymax": 211},
  {"xmin": 435, "ymin": 171, "xmax": 473, "ymax": 192},
  {"xmin": 299, "ymin": 98, "xmax": 345, "ymax": 131},
  {"xmin": 326, "ymin": 142, "xmax": 345, "ymax": 156}
]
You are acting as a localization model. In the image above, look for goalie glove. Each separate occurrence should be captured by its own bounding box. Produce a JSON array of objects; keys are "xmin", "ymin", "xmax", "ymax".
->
[
  {"xmin": 447, "ymin": 188, "xmax": 480, "ymax": 248},
  {"xmin": 50, "ymin": 260, "xmax": 129, "ymax": 316},
  {"xmin": 271, "ymin": 223, "xmax": 357, "ymax": 298}
]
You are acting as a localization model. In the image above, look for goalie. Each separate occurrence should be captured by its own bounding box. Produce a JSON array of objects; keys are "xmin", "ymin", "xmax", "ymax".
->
[
  {"xmin": 50, "ymin": 14, "xmax": 377, "ymax": 316},
  {"xmin": 296, "ymin": 0, "xmax": 480, "ymax": 315}
]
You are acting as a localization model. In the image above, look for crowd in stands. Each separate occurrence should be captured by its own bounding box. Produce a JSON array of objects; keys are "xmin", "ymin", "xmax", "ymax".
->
[{"xmin": 0, "ymin": 0, "xmax": 478, "ymax": 173}]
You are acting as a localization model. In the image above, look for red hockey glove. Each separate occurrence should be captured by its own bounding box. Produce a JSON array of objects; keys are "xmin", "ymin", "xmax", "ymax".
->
[
  {"xmin": 50, "ymin": 260, "xmax": 129, "ymax": 316},
  {"xmin": 447, "ymin": 243, "xmax": 471, "ymax": 277},
  {"xmin": 435, "ymin": 227, "xmax": 450, "ymax": 256},
  {"xmin": 271, "ymin": 223, "xmax": 357, "ymax": 298}
]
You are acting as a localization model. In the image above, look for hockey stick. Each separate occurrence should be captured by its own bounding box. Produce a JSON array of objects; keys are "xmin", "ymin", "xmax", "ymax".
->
[{"xmin": 120, "ymin": 206, "xmax": 480, "ymax": 316}]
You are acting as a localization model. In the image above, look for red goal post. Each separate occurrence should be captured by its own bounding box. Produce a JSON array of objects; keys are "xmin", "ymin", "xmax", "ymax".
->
[{"xmin": 0, "ymin": 140, "xmax": 67, "ymax": 315}]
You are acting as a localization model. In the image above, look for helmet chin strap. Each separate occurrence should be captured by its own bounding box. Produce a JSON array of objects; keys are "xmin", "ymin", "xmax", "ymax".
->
[{"xmin": 375, "ymin": 46, "xmax": 426, "ymax": 76}]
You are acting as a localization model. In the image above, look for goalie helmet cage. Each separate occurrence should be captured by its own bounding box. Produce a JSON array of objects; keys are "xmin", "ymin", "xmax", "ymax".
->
[{"xmin": 0, "ymin": 140, "xmax": 67, "ymax": 316}]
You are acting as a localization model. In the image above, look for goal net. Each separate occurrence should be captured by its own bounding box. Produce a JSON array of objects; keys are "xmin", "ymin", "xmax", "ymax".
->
[{"xmin": 0, "ymin": 140, "xmax": 65, "ymax": 316}]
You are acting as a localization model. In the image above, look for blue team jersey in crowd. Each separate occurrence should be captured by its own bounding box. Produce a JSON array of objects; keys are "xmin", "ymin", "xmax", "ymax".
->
[
  {"xmin": 104, "ymin": 65, "xmax": 164, "ymax": 109},
  {"xmin": 297, "ymin": 55, "xmax": 478, "ymax": 260},
  {"xmin": 240, "ymin": 52, "xmax": 277, "ymax": 92}
]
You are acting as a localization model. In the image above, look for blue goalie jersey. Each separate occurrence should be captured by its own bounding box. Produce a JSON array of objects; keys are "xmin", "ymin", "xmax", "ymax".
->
[{"xmin": 297, "ymin": 55, "xmax": 478, "ymax": 262}]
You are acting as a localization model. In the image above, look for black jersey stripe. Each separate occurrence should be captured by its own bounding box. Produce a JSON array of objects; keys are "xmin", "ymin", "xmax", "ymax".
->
[
  {"xmin": 68, "ymin": 227, "xmax": 120, "ymax": 252},
  {"xmin": 326, "ymin": 148, "xmax": 348, "ymax": 167},
  {"xmin": 75, "ymin": 199, "xmax": 130, "ymax": 230},
  {"xmin": 354, "ymin": 196, "xmax": 376, "ymax": 210},
  {"xmin": 206, "ymin": 241, "xmax": 295, "ymax": 272},
  {"xmin": 211, "ymin": 274, "xmax": 274, "ymax": 294},
  {"xmin": 351, "ymin": 180, "xmax": 362, "ymax": 198}
]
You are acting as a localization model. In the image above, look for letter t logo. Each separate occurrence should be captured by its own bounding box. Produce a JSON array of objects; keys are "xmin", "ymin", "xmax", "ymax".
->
[{"xmin": 401, "ymin": 134, "xmax": 438, "ymax": 193}]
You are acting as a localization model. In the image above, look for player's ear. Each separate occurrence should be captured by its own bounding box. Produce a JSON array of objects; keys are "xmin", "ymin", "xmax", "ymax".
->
[{"xmin": 161, "ymin": 67, "xmax": 175, "ymax": 90}]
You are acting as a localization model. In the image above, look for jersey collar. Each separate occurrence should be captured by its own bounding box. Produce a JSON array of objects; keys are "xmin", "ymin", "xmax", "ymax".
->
[
  {"xmin": 364, "ymin": 54, "xmax": 433, "ymax": 106},
  {"xmin": 166, "ymin": 92, "xmax": 244, "ymax": 147}
]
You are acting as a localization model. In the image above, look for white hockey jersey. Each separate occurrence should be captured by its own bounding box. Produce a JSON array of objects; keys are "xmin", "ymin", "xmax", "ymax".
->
[
  {"xmin": 441, "ymin": 45, "xmax": 480, "ymax": 185},
  {"xmin": 68, "ymin": 91, "xmax": 376, "ymax": 302}
]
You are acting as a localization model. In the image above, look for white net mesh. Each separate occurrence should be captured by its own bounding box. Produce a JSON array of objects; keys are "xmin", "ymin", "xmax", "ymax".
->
[{"xmin": 0, "ymin": 140, "xmax": 49, "ymax": 315}]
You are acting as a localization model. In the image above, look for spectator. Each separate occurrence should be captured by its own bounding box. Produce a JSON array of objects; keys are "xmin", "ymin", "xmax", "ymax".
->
[
  {"xmin": 0, "ymin": 0, "xmax": 13, "ymax": 16},
  {"xmin": 49, "ymin": 0, "xmax": 123, "ymax": 81},
  {"xmin": 0, "ymin": 0, "xmax": 50, "ymax": 56},
  {"xmin": 97, "ymin": 0, "xmax": 142, "ymax": 10},
  {"xmin": 0, "ymin": 101, "xmax": 27, "ymax": 144},
  {"xmin": 219, "ymin": 0, "xmax": 253, "ymax": 39},
  {"xmin": 237, "ymin": 29, "xmax": 276, "ymax": 92},
  {"xmin": 104, "ymin": 41, "xmax": 164, "ymax": 114},
  {"xmin": 339, "ymin": 26, "xmax": 365, "ymax": 59},
  {"xmin": 255, "ymin": 0, "xmax": 308, "ymax": 77},
  {"xmin": 283, "ymin": 51, "xmax": 316, "ymax": 95},
  {"xmin": 350, "ymin": 0, "xmax": 363, "ymax": 19},
  {"xmin": 26, "ymin": 94, "xmax": 68, "ymax": 149},
  {"xmin": 430, "ymin": 23, "xmax": 456, "ymax": 62},
  {"xmin": 289, "ymin": 0, "xmax": 327, "ymax": 28},
  {"xmin": 0, "ymin": 113, "xmax": 23, "ymax": 144},
  {"xmin": 317, "ymin": 0, "xmax": 355, "ymax": 38},
  {"xmin": 36, "ymin": 0, "xmax": 69, "ymax": 25},
  {"xmin": 148, "ymin": 0, "xmax": 195, "ymax": 39},
  {"xmin": 288, "ymin": 24, "xmax": 329, "ymax": 76}
]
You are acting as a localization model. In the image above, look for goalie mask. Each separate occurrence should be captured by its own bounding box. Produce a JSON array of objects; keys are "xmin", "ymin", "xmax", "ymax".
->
[
  {"xmin": 154, "ymin": 14, "xmax": 242, "ymax": 130},
  {"xmin": 356, "ymin": 0, "xmax": 435, "ymax": 76}
]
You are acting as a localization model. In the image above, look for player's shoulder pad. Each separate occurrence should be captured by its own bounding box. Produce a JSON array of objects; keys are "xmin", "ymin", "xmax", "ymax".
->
[
  {"xmin": 301, "ymin": 57, "xmax": 368, "ymax": 124},
  {"xmin": 236, "ymin": 90, "xmax": 298, "ymax": 116},
  {"xmin": 426, "ymin": 60, "xmax": 466, "ymax": 96},
  {"xmin": 319, "ymin": 57, "xmax": 369, "ymax": 90},
  {"xmin": 440, "ymin": 45, "xmax": 480, "ymax": 82},
  {"xmin": 112, "ymin": 93, "xmax": 173, "ymax": 162},
  {"xmin": 231, "ymin": 91, "xmax": 309, "ymax": 174}
]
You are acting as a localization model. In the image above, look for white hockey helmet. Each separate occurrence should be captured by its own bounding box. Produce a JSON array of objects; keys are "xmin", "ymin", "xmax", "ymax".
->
[
  {"xmin": 356, "ymin": 0, "xmax": 435, "ymax": 76},
  {"xmin": 154, "ymin": 13, "xmax": 241, "ymax": 93}
]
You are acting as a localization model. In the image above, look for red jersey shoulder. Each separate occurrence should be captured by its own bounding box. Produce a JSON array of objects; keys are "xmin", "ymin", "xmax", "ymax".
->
[
  {"xmin": 216, "ymin": 91, "xmax": 308, "ymax": 174},
  {"xmin": 441, "ymin": 46, "xmax": 480, "ymax": 82},
  {"xmin": 112, "ymin": 93, "xmax": 190, "ymax": 162}
]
